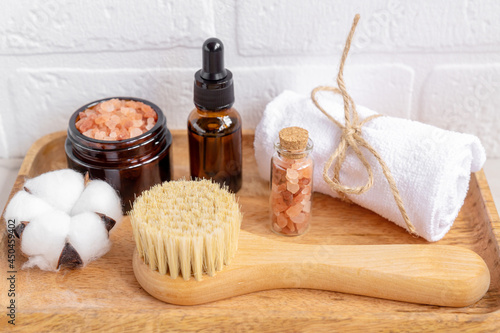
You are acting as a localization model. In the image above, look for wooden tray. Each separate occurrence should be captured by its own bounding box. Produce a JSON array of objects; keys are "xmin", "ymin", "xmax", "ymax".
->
[{"xmin": 1, "ymin": 130, "xmax": 500, "ymax": 332}]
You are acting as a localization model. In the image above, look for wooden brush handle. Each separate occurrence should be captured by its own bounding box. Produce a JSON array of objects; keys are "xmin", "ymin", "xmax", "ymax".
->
[{"xmin": 133, "ymin": 231, "xmax": 490, "ymax": 307}]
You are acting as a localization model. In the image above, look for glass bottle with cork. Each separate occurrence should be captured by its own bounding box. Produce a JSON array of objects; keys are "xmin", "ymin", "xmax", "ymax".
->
[
  {"xmin": 270, "ymin": 127, "xmax": 313, "ymax": 236},
  {"xmin": 188, "ymin": 37, "xmax": 242, "ymax": 193}
]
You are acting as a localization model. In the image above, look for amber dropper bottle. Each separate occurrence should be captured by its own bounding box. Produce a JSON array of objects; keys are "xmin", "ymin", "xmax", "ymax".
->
[{"xmin": 188, "ymin": 37, "xmax": 242, "ymax": 192}]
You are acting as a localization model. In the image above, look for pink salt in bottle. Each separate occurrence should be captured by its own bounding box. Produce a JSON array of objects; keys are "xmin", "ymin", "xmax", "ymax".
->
[{"xmin": 270, "ymin": 127, "xmax": 313, "ymax": 236}]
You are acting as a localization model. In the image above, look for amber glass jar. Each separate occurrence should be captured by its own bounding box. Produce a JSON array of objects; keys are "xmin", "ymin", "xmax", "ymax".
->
[{"xmin": 65, "ymin": 97, "xmax": 172, "ymax": 212}]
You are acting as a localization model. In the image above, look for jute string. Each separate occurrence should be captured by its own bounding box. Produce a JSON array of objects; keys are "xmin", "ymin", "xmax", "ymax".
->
[{"xmin": 311, "ymin": 14, "xmax": 417, "ymax": 235}]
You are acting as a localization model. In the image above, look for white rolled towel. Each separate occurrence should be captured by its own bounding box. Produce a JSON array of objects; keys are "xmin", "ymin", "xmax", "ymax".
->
[{"xmin": 254, "ymin": 90, "xmax": 486, "ymax": 242}]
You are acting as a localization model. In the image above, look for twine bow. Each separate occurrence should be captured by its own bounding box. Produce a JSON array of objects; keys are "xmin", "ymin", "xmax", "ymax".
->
[{"xmin": 311, "ymin": 14, "xmax": 416, "ymax": 235}]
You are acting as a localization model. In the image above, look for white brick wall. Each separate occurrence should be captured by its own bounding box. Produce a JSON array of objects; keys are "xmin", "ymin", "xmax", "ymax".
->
[{"xmin": 0, "ymin": 0, "xmax": 499, "ymax": 158}]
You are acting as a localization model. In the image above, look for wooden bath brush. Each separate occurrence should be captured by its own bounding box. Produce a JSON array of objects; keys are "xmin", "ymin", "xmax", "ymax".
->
[{"xmin": 131, "ymin": 180, "xmax": 490, "ymax": 307}]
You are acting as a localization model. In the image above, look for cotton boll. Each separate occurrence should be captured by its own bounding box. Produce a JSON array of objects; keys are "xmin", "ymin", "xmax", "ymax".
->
[
  {"xmin": 23, "ymin": 255, "xmax": 56, "ymax": 271},
  {"xmin": 68, "ymin": 212, "xmax": 111, "ymax": 266},
  {"xmin": 6, "ymin": 169, "xmax": 120, "ymax": 272},
  {"xmin": 71, "ymin": 180, "xmax": 122, "ymax": 228},
  {"xmin": 21, "ymin": 211, "xmax": 71, "ymax": 271},
  {"xmin": 24, "ymin": 169, "xmax": 84, "ymax": 214},
  {"xmin": 4, "ymin": 190, "xmax": 54, "ymax": 227}
]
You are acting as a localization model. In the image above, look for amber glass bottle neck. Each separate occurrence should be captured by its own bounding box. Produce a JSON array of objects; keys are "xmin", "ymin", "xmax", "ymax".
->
[
  {"xmin": 196, "ymin": 105, "xmax": 234, "ymax": 112},
  {"xmin": 194, "ymin": 106, "xmax": 237, "ymax": 117}
]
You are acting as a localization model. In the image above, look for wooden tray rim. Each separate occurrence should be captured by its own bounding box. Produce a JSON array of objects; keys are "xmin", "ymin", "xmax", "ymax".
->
[{"xmin": 2, "ymin": 130, "xmax": 500, "ymax": 331}]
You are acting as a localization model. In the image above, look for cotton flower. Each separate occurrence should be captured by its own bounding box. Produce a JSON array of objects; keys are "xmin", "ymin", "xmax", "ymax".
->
[
  {"xmin": 3, "ymin": 169, "xmax": 122, "ymax": 271},
  {"xmin": 4, "ymin": 191, "xmax": 54, "ymax": 228},
  {"xmin": 24, "ymin": 169, "xmax": 85, "ymax": 214},
  {"xmin": 71, "ymin": 180, "xmax": 122, "ymax": 226}
]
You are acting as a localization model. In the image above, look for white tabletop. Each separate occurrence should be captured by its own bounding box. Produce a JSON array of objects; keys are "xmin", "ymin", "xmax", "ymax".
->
[{"xmin": 1, "ymin": 158, "xmax": 499, "ymax": 221}]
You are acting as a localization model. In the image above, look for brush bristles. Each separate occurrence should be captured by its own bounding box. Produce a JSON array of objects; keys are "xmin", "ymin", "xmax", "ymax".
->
[{"xmin": 130, "ymin": 179, "xmax": 242, "ymax": 281}]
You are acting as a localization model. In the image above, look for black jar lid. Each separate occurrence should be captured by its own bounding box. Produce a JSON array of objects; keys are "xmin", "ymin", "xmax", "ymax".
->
[{"xmin": 193, "ymin": 38, "xmax": 234, "ymax": 111}]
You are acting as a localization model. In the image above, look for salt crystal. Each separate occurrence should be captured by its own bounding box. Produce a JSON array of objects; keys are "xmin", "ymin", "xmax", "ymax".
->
[
  {"xmin": 302, "ymin": 200, "xmax": 311, "ymax": 213},
  {"xmin": 282, "ymin": 191, "xmax": 294, "ymax": 205},
  {"xmin": 299, "ymin": 178, "xmax": 310, "ymax": 186},
  {"xmin": 302, "ymin": 167, "xmax": 313, "ymax": 179},
  {"xmin": 75, "ymin": 99, "xmax": 157, "ymax": 141},
  {"xmin": 297, "ymin": 222, "xmax": 309, "ymax": 234},
  {"xmin": 82, "ymin": 119, "xmax": 95, "ymax": 132},
  {"xmin": 111, "ymin": 99, "xmax": 123, "ymax": 109},
  {"xmin": 105, "ymin": 119, "xmax": 117, "ymax": 131},
  {"xmin": 142, "ymin": 105, "xmax": 156, "ymax": 118},
  {"xmin": 277, "ymin": 214, "xmax": 288, "ymax": 228},
  {"xmin": 290, "ymin": 213, "xmax": 305, "ymax": 224},
  {"xmin": 129, "ymin": 127, "xmax": 143, "ymax": 137},
  {"xmin": 293, "ymin": 193, "xmax": 305, "ymax": 204},
  {"xmin": 118, "ymin": 129, "xmax": 129, "ymax": 140},
  {"xmin": 292, "ymin": 160, "xmax": 307, "ymax": 170},
  {"xmin": 287, "ymin": 182, "xmax": 300, "ymax": 194},
  {"xmin": 121, "ymin": 107, "xmax": 134, "ymax": 115},
  {"xmin": 125, "ymin": 100, "xmax": 137, "ymax": 108},
  {"xmin": 82, "ymin": 130, "xmax": 94, "ymax": 137},
  {"xmin": 101, "ymin": 101, "xmax": 115, "ymax": 112},
  {"xmin": 286, "ymin": 168, "xmax": 299, "ymax": 180},
  {"xmin": 302, "ymin": 186, "xmax": 311, "ymax": 195},
  {"xmin": 272, "ymin": 195, "xmax": 288, "ymax": 212},
  {"xmin": 132, "ymin": 120, "xmax": 144, "ymax": 128},
  {"xmin": 285, "ymin": 203, "xmax": 303, "ymax": 218},
  {"xmin": 95, "ymin": 131, "xmax": 106, "ymax": 140},
  {"xmin": 94, "ymin": 116, "xmax": 106, "ymax": 125}
]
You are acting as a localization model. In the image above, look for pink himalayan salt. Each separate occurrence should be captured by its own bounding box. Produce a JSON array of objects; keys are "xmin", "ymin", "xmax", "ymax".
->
[
  {"xmin": 282, "ymin": 191, "xmax": 294, "ymax": 205},
  {"xmin": 75, "ymin": 99, "xmax": 157, "ymax": 141},
  {"xmin": 293, "ymin": 192, "xmax": 305, "ymax": 204},
  {"xmin": 286, "ymin": 168, "xmax": 299, "ymax": 180},
  {"xmin": 290, "ymin": 213, "xmax": 306, "ymax": 224},
  {"xmin": 302, "ymin": 186, "xmax": 312, "ymax": 195},
  {"xmin": 287, "ymin": 182, "xmax": 300, "ymax": 194},
  {"xmin": 286, "ymin": 203, "xmax": 303, "ymax": 218},
  {"xmin": 291, "ymin": 159, "xmax": 308, "ymax": 170},
  {"xmin": 299, "ymin": 178, "xmax": 310, "ymax": 186},
  {"xmin": 276, "ymin": 214, "xmax": 288, "ymax": 228},
  {"xmin": 302, "ymin": 200, "xmax": 311, "ymax": 213},
  {"xmin": 296, "ymin": 221, "xmax": 309, "ymax": 234},
  {"xmin": 272, "ymin": 194, "xmax": 288, "ymax": 212},
  {"xmin": 272, "ymin": 183, "xmax": 287, "ymax": 194},
  {"xmin": 270, "ymin": 153, "xmax": 313, "ymax": 236}
]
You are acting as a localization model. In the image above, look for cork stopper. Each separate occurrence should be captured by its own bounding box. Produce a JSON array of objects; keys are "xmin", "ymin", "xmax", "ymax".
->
[{"xmin": 279, "ymin": 127, "xmax": 309, "ymax": 151}]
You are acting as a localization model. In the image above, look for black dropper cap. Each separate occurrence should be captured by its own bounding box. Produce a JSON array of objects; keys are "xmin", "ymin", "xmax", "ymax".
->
[{"xmin": 193, "ymin": 38, "xmax": 234, "ymax": 111}]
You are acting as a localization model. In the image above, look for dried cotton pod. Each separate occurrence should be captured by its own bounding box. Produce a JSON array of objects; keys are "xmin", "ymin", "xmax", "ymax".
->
[{"xmin": 3, "ymin": 169, "xmax": 122, "ymax": 272}]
